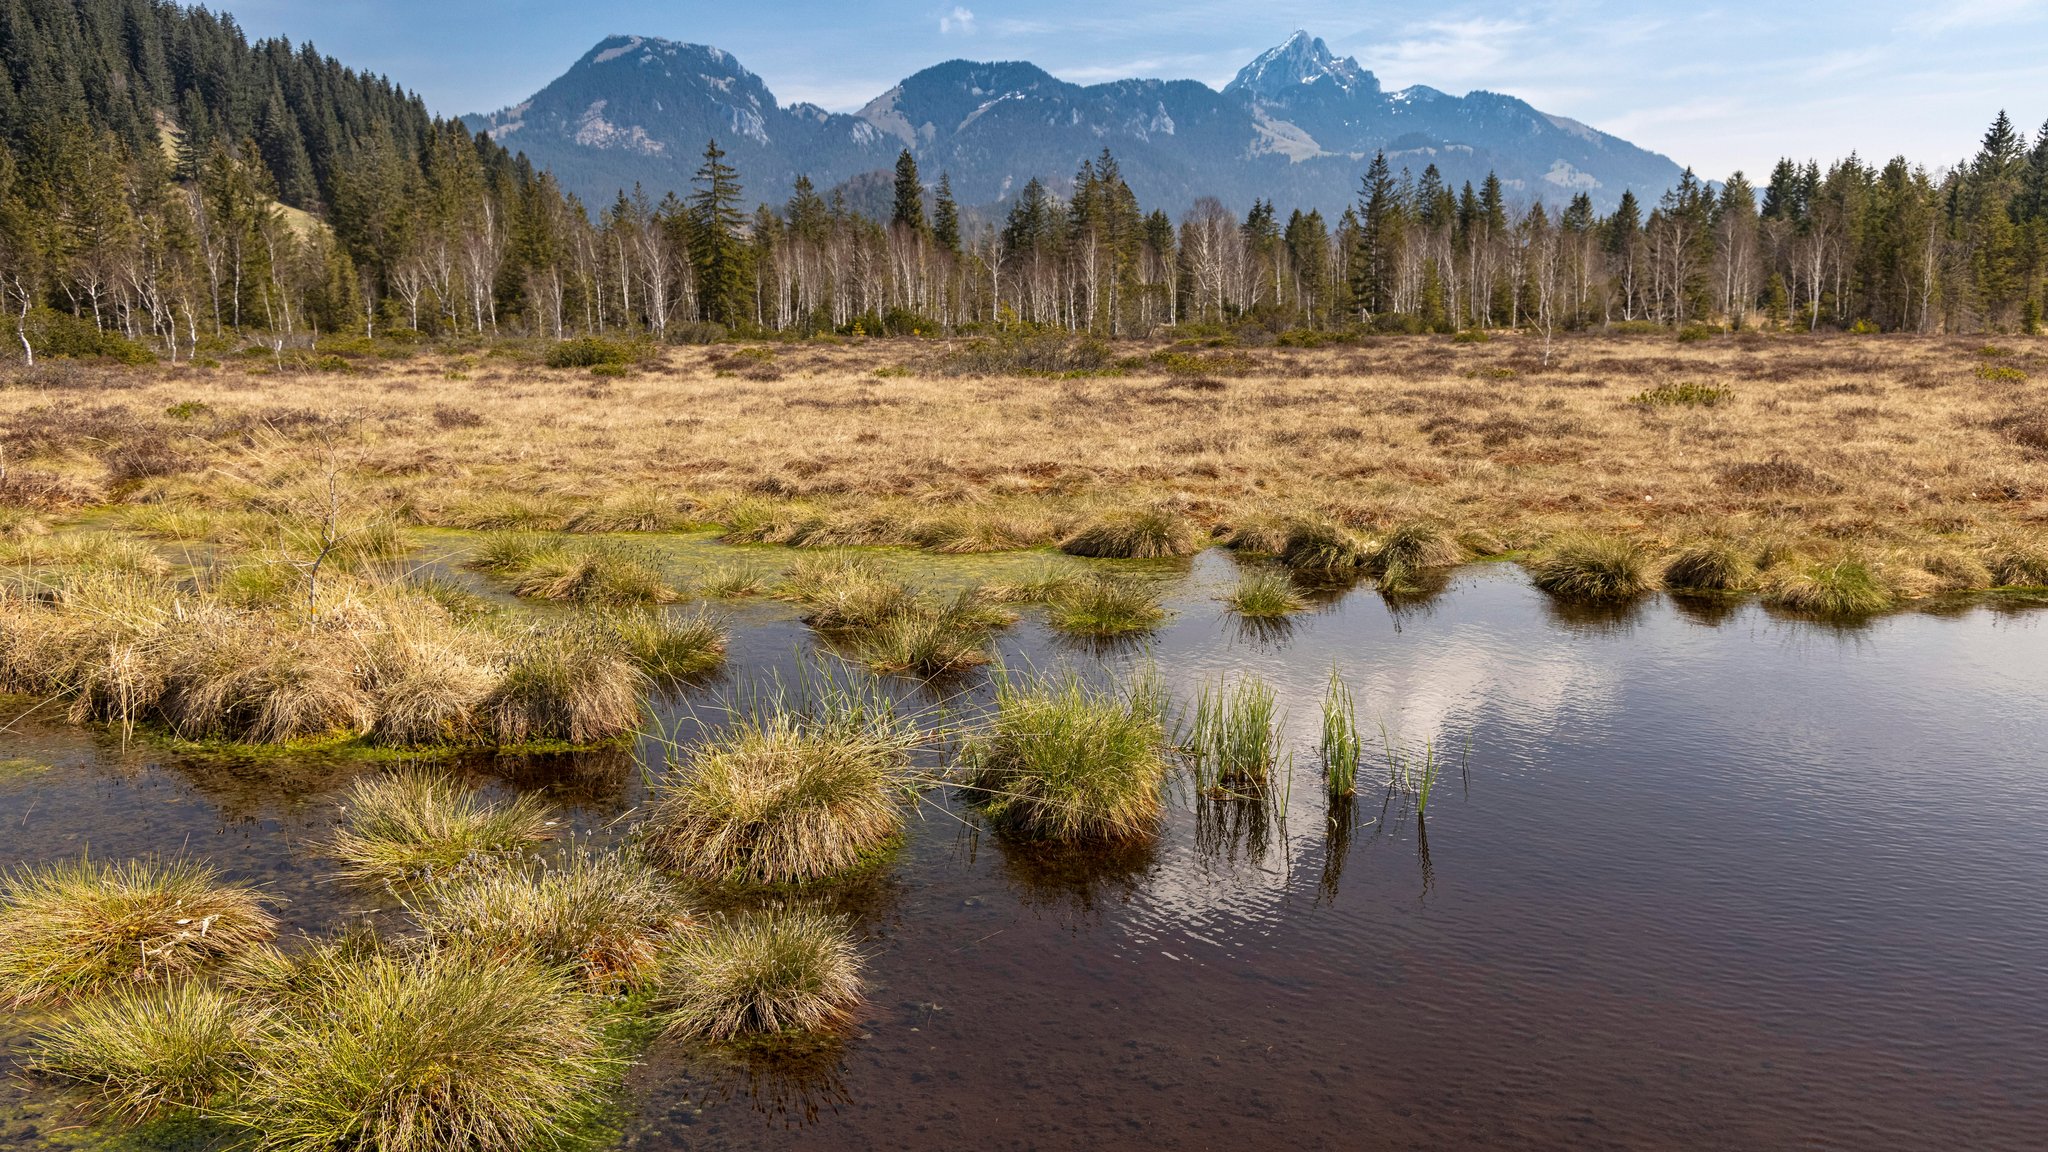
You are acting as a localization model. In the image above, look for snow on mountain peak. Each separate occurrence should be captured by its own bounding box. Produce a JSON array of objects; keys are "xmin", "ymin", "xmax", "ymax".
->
[{"xmin": 1225, "ymin": 31, "xmax": 1371, "ymax": 99}]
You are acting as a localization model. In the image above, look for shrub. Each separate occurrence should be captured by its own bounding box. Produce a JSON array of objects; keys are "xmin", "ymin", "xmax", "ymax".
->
[
  {"xmin": 242, "ymin": 946, "xmax": 620, "ymax": 1152},
  {"xmin": 28, "ymin": 982, "xmax": 256, "ymax": 1121},
  {"xmin": 543, "ymin": 336, "xmax": 637, "ymax": 369},
  {"xmin": 963, "ymin": 672, "xmax": 1168, "ymax": 841},
  {"xmin": 1527, "ymin": 536, "xmax": 1655, "ymax": 601},
  {"xmin": 329, "ymin": 769, "xmax": 556, "ymax": 887},
  {"xmin": 936, "ymin": 333, "xmax": 1113, "ymax": 376},
  {"xmin": 1058, "ymin": 506, "xmax": 1202, "ymax": 559},
  {"xmin": 1222, "ymin": 568, "xmax": 1307, "ymax": 618},
  {"xmin": 642, "ymin": 714, "xmax": 912, "ymax": 884},
  {"xmin": 484, "ymin": 624, "xmax": 648, "ymax": 745},
  {"xmin": 1662, "ymin": 542, "xmax": 1756, "ymax": 593},
  {"xmin": 1044, "ymin": 574, "xmax": 1168, "ymax": 636},
  {"xmin": 657, "ymin": 911, "xmax": 864, "ymax": 1041},
  {"xmin": 0, "ymin": 858, "xmax": 276, "ymax": 1006},
  {"xmin": 409, "ymin": 849, "xmax": 688, "ymax": 991}
]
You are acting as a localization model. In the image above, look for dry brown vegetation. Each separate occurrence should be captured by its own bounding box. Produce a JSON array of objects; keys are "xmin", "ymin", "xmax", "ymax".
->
[{"xmin": 0, "ymin": 330, "xmax": 2043, "ymax": 594}]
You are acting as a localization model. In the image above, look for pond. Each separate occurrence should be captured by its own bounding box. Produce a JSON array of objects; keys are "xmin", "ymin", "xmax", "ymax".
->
[{"xmin": 2, "ymin": 549, "xmax": 2044, "ymax": 1150}]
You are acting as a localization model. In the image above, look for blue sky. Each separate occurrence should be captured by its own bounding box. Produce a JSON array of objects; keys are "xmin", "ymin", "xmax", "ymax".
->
[{"xmin": 218, "ymin": 1, "xmax": 2048, "ymax": 177}]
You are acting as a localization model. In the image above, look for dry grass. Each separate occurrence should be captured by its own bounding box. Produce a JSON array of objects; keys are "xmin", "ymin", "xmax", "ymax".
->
[{"xmin": 0, "ymin": 332, "xmax": 2042, "ymax": 601}]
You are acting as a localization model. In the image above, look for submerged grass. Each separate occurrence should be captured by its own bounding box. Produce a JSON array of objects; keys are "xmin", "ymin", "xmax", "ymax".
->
[
  {"xmin": 1320, "ymin": 673, "xmax": 1362, "ymax": 798},
  {"xmin": 963, "ymin": 670, "xmax": 1169, "ymax": 842},
  {"xmin": 329, "ymin": 768, "xmax": 557, "ymax": 887},
  {"xmin": 0, "ymin": 858, "xmax": 276, "ymax": 1007},
  {"xmin": 656, "ymin": 911, "xmax": 864, "ymax": 1042}
]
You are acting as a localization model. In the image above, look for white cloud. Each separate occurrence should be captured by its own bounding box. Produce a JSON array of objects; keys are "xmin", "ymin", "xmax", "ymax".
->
[{"xmin": 939, "ymin": 5, "xmax": 976, "ymax": 35}]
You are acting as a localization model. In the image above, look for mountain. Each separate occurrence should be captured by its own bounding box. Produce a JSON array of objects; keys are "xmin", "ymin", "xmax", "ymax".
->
[{"xmin": 466, "ymin": 31, "xmax": 1685, "ymax": 216}]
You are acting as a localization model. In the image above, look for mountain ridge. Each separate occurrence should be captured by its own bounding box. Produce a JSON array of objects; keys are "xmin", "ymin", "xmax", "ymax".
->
[{"xmin": 465, "ymin": 31, "xmax": 1685, "ymax": 216}]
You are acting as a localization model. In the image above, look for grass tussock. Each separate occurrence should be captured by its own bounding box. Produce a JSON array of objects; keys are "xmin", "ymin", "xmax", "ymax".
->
[
  {"xmin": 409, "ymin": 848, "xmax": 689, "ymax": 991},
  {"xmin": 1223, "ymin": 568, "xmax": 1308, "ymax": 618},
  {"xmin": 0, "ymin": 858, "xmax": 276, "ymax": 1007},
  {"xmin": 1278, "ymin": 518, "xmax": 1373, "ymax": 575},
  {"xmin": 241, "ymin": 946, "xmax": 620, "ymax": 1152},
  {"xmin": 484, "ymin": 623, "xmax": 648, "ymax": 745},
  {"xmin": 1368, "ymin": 521, "xmax": 1466, "ymax": 587},
  {"xmin": 963, "ymin": 671, "xmax": 1169, "ymax": 841},
  {"xmin": 329, "ymin": 769, "xmax": 556, "ymax": 887},
  {"xmin": 1527, "ymin": 535, "xmax": 1656, "ymax": 601},
  {"xmin": 1986, "ymin": 536, "xmax": 2048, "ymax": 588},
  {"xmin": 1059, "ymin": 506, "xmax": 1202, "ymax": 559},
  {"xmin": 1662, "ymin": 541, "xmax": 1757, "ymax": 594},
  {"xmin": 1043, "ymin": 574, "xmax": 1169, "ymax": 636},
  {"xmin": 28, "ymin": 982, "xmax": 257, "ymax": 1121},
  {"xmin": 656, "ymin": 911, "xmax": 864, "ymax": 1042},
  {"xmin": 604, "ymin": 607, "xmax": 729, "ymax": 684},
  {"xmin": 504, "ymin": 542, "xmax": 678, "ymax": 605},
  {"xmin": 1183, "ymin": 675, "xmax": 1283, "ymax": 791},
  {"xmin": 1321, "ymin": 673, "xmax": 1362, "ymax": 797},
  {"xmin": 1760, "ymin": 554, "xmax": 1898, "ymax": 617},
  {"xmin": 643, "ymin": 714, "xmax": 913, "ymax": 885}
]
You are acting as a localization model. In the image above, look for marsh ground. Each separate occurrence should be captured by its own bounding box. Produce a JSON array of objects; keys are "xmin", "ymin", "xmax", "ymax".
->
[{"xmin": 0, "ymin": 330, "xmax": 2041, "ymax": 572}]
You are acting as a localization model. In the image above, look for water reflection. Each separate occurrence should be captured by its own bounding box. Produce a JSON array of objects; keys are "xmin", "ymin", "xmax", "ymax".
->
[
  {"xmin": 984, "ymin": 831, "xmax": 1158, "ymax": 920},
  {"xmin": 1667, "ymin": 592, "xmax": 1744, "ymax": 628},
  {"xmin": 1538, "ymin": 594, "xmax": 1648, "ymax": 635}
]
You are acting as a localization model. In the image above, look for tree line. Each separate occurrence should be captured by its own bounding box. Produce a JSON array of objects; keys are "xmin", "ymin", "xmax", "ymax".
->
[{"xmin": 2, "ymin": 0, "xmax": 2046, "ymax": 360}]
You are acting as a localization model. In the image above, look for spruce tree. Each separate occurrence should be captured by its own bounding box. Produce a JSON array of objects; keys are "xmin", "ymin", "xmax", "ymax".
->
[
  {"xmin": 689, "ymin": 138, "xmax": 747, "ymax": 326},
  {"xmin": 932, "ymin": 172, "xmax": 960, "ymax": 252},
  {"xmin": 890, "ymin": 149, "xmax": 926, "ymax": 234}
]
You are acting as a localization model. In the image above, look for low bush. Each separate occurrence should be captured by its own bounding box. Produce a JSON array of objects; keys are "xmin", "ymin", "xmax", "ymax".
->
[{"xmin": 543, "ymin": 336, "xmax": 638, "ymax": 369}]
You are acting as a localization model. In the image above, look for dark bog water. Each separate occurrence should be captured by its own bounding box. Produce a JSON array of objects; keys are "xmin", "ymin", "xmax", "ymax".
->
[{"xmin": 3, "ymin": 554, "xmax": 2046, "ymax": 1150}]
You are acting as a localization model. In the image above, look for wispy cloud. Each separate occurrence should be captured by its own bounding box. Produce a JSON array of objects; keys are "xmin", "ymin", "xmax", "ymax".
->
[
  {"xmin": 939, "ymin": 5, "xmax": 975, "ymax": 35},
  {"xmin": 1905, "ymin": 0, "xmax": 2046, "ymax": 34}
]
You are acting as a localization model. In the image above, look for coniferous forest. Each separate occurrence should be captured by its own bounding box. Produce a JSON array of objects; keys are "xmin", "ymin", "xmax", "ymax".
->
[{"xmin": 3, "ymin": 0, "xmax": 2048, "ymax": 361}]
